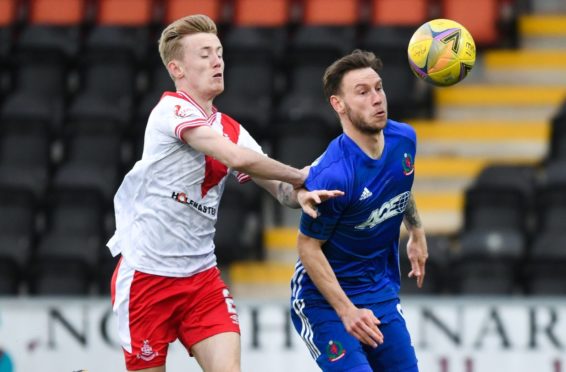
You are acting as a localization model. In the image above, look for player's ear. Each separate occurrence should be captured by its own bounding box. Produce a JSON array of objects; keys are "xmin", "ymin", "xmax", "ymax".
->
[
  {"xmin": 330, "ymin": 95, "xmax": 345, "ymax": 114},
  {"xmin": 167, "ymin": 60, "xmax": 184, "ymax": 80}
]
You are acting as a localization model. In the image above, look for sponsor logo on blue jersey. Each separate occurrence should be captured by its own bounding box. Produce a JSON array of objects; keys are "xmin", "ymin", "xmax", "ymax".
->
[{"xmin": 355, "ymin": 191, "xmax": 411, "ymax": 230}]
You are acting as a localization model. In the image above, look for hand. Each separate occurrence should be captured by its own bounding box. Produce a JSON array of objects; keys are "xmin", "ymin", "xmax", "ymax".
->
[
  {"xmin": 297, "ymin": 189, "xmax": 344, "ymax": 218},
  {"xmin": 406, "ymin": 228, "xmax": 428, "ymax": 288},
  {"xmin": 340, "ymin": 306, "xmax": 384, "ymax": 348}
]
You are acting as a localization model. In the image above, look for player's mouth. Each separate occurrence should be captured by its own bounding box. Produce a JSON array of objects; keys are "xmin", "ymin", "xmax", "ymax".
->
[
  {"xmin": 213, "ymin": 73, "xmax": 222, "ymax": 79},
  {"xmin": 374, "ymin": 110, "xmax": 386, "ymax": 118}
]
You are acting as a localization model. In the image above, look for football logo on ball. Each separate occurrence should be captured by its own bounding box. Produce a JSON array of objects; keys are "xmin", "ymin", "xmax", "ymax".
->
[{"xmin": 407, "ymin": 19, "xmax": 476, "ymax": 87}]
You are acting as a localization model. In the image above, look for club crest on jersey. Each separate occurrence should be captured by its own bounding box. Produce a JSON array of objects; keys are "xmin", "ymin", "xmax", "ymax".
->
[
  {"xmin": 326, "ymin": 340, "xmax": 346, "ymax": 362},
  {"xmin": 174, "ymin": 104, "xmax": 192, "ymax": 118},
  {"xmin": 137, "ymin": 340, "xmax": 159, "ymax": 361},
  {"xmin": 402, "ymin": 153, "xmax": 414, "ymax": 176}
]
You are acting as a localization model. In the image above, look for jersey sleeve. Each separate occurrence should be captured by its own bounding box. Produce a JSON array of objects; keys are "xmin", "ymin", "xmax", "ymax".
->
[
  {"xmin": 158, "ymin": 96, "xmax": 209, "ymax": 141},
  {"xmin": 229, "ymin": 118, "xmax": 265, "ymax": 184},
  {"xmin": 299, "ymin": 155, "xmax": 350, "ymax": 241}
]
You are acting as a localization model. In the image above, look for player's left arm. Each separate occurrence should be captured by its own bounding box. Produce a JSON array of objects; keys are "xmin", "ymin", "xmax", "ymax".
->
[
  {"xmin": 253, "ymin": 177, "xmax": 344, "ymax": 219},
  {"xmin": 403, "ymin": 192, "xmax": 429, "ymax": 288}
]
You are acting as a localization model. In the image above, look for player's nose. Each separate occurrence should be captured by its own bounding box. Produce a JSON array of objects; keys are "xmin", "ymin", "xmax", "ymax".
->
[{"xmin": 371, "ymin": 89, "xmax": 383, "ymax": 105}]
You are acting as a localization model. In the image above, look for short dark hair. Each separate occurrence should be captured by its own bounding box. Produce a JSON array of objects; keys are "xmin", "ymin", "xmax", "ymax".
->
[{"xmin": 322, "ymin": 50, "xmax": 383, "ymax": 100}]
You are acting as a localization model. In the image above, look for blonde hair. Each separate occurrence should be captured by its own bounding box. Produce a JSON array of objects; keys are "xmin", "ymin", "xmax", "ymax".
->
[{"xmin": 158, "ymin": 14, "xmax": 218, "ymax": 67}]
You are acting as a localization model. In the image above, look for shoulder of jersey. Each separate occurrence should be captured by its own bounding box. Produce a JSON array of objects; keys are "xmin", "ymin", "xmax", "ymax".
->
[{"xmin": 386, "ymin": 119, "xmax": 416, "ymax": 141}]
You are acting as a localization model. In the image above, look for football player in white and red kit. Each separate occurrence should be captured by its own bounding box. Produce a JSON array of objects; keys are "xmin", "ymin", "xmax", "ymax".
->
[{"xmin": 107, "ymin": 14, "xmax": 342, "ymax": 372}]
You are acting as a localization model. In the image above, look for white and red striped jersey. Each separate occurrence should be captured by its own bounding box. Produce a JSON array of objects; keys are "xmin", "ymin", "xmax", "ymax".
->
[{"xmin": 107, "ymin": 90, "xmax": 263, "ymax": 277}]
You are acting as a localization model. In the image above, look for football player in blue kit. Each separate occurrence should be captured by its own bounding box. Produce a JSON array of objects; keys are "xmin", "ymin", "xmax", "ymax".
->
[{"xmin": 290, "ymin": 50, "xmax": 429, "ymax": 371}]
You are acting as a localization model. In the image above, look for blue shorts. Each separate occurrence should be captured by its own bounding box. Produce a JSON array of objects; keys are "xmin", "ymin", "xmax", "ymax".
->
[{"xmin": 291, "ymin": 298, "xmax": 418, "ymax": 372}]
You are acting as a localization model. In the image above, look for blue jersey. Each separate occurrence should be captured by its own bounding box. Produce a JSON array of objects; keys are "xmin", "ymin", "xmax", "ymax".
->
[{"xmin": 291, "ymin": 119, "xmax": 417, "ymax": 305}]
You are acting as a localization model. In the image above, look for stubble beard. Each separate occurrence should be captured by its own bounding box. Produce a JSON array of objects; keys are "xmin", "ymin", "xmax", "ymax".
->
[{"xmin": 345, "ymin": 103, "xmax": 384, "ymax": 135}]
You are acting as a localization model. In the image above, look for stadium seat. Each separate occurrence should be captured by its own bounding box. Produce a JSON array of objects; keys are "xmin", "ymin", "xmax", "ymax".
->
[
  {"xmin": 361, "ymin": 25, "xmax": 416, "ymax": 56},
  {"xmin": 301, "ymin": 0, "xmax": 360, "ymax": 26},
  {"xmin": 272, "ymin": 120, "xmax": 334, "ymax": 225},
  {"xmin": 223, "ymin": 26, "xmax": 288, "ymax": 62},
  {"xmin": 474, "ymin": 163, "xmax": 538, "ymax": 203},
  {"xmin": 67, "ymin": 52, "xmax": 136, "ymax": 129},
  {"xmin": 16, "ymin": 0, "xmax": 86, "ymax": 58},
  {"xmin": 43, "ymin": 187, "xmax": 105, "ymax": 236},
  {"xmin": 549, "ymin": 109, "xmax": 566, "ymax": 160},
  {"xmin": 0, "ymin": 0, "xmax": 18, "ymax": 57},
  {"xmin": 97, "ymin": 254, "xmax": 119, "ymax": 294},
  {"xmin": 35, "ymin": 234, "xmax": 101, "ymax": 275},
  {"xmin": 29, "ymin": 188, "xmax": 104, "ymax": 295},
  {"xmin": 463, "ymin": 186, "xmax": 528, "ymax": 234},
  {"xmin": 279, "ymin": 20, "xmax": 357, "ymax": 127},
  {"xmin": 290, "ymin": 24, "xmax": 356, "ymax": 63},
  {"xmin": 136, "ymin": 63, "xmax": 175, "ymax": 135},
  {"xmin": 452, "ymin": 186, "xmax": 528, "ymax": 294},
  {"xmin": 0, "ymin": 128, "xmax": 50, "ymax": 198},
  {"xmin": 233, "ymin": 0, "xmax": 290, "ymax": 26},
  {"xmin": 162, "ymin": 0, "xmax": 223, "ymax": 24},
  {"xmin": 360, "ymin": 25, "xmax": 431, "ymax": 118},
  {"xmin": 453, "ymin": 261, "xmax": 519, "ymax": 294},
  {"xmin": 370, "ymin": 0, "xmax": 429, "ymax": 26},
  {"xmin": 95, "ymin": 0, "xmax": 153, "ymax": 25},
  {"xmin": 226, "ymin": 0, "xmax": 290, "ymax": 62},
  {"xmin": 0, "ymin": 52, "xmax": 68, "ymax": 132},
  {"xmin": 273, "ymin": 120, "xmax": 333, "ymax": 169},
  {"xmin": 399, "ymin": 234, "xmax": 452, "ymax": 294},
  {"xmin": 214, "ymin": 186, "xmax": 263, "ymax": 264},
  {"xmin": 30, "ymin": 259, "xmax": 92, "ymax": 295},
  {"xmin": 52, "ymin": 133, "xmax": 124, "ymax": 201},
  {"xmin": 276, "ymin": 61, "xmax": 338, "ymax": 128},
  {"xmin": 0, "ymin": 260, "xmax": 20, "ymax": 294},
  {"xmin": 0, "ymin": 187, "xmax": 37, "ymax": 294},
  {"xmin": 541, "ymin": 160, "xmax": 566, "ymax": 187},
  {"xmin": 85, "ymin": 0, "xmax": 154, "ymax": 60},
  {"xmin": 441, "ymin": 0, "xmax": 499, "ymax": 46},
  {"xmin": 214, "ymin": 53, "xmax": 275, "ymax": 138},
  {"xmin": 525, "ymin": 185, "xmax": 566, "ymax": 294}
]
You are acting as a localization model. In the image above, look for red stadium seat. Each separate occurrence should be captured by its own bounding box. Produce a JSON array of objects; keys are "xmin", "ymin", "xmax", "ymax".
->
[
  {"xmin": 28, "ymin": 0, "xmax": 86, "ymax": 25},
  {"xmin": 302, "ymin": 0, "xmax": 360, "ymax": 25},
  {"xmin": 442, "ymin": 0, "xmax": 499, "ymax": 45},
  {"xmin": 371, "ymin": 0, "xmax": 429, "ymax": 26},
  {"xmin": 96, "ymin": 0, "xmax": 154, "ymax": 26},
  {"xmin": 0, "ymin": 0, "xmax": 17, "ymax": 26},
  {"xmin": 233, "ymin": 0, "xmax": 290, "ymax": 26},
  {"xmin": 163, "ymin": 0, "xmax": 222, "ymax": 24}
]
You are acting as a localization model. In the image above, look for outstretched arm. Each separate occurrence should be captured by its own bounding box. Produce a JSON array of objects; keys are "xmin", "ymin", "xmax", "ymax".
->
[
  {"xmin": 403, "ymin": 193, "xmax": 428, "ymax": 288},
  {"xmin": 183, "ymin": 125, "xmax": 305, "ymax": 188},
  {"xmin": 297, "ymin": 232, "xmax": 383, "ymax": 348},
  {"xmin": 253, "ymin": 178, "xmax": 343, "ymax": 218}
]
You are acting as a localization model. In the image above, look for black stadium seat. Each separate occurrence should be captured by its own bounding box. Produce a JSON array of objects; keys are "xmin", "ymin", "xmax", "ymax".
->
[
  {"xmin": 525, "ymin": 185, "xmax": 566, "ymax": 295},
  {"xmin": 29, "ymin": 188, "xmax": 104, "ymax": 295},
  {"xmin": 52, "ymin": 132, "xmax": 124, "ymax": 202},
  {"xmin": 452, "ymin": 186, "xmax": 528, "ymax": 294},
  {"xmin": 0, "ymin": 187, "xmax": 37, "ymax": 294},
  {"xmin": 0, "ymin": 128, "xmax": 51, "ymax": 198}
]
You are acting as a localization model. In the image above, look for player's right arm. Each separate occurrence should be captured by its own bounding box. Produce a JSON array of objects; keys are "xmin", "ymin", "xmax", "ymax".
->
[
  {"xmin": 297, "ymin": 232, "xmax": 384, "ymax": 348},
  {"xmin": 182, "ymin": 125, "xmax": 305, "ymax": 188}
]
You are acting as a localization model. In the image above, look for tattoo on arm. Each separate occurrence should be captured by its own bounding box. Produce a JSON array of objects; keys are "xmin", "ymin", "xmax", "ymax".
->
[
  {"xmin": 277, "ymin": 182, "xmax": 297, "ymax": 207},
  {"xmin": 404, "ymin": 194, "xmax": 422, "ymax": 228}
]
